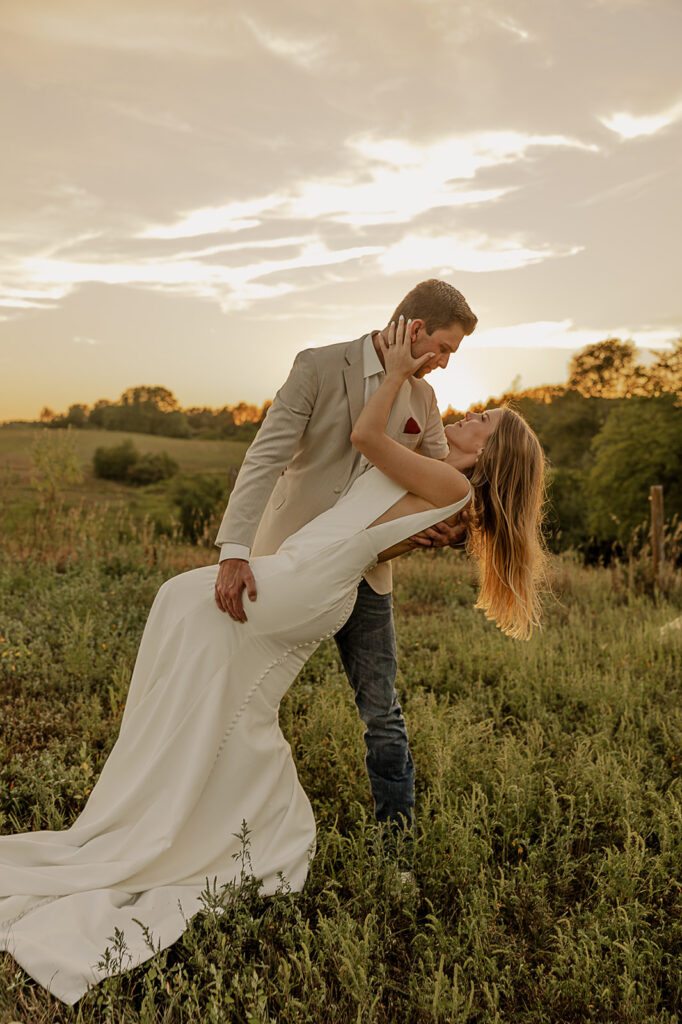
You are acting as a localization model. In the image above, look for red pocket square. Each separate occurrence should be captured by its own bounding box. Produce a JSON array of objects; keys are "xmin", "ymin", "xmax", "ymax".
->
[{"xmin": 404, "ymin": 417, "xmax": 421, "ymax": 435}]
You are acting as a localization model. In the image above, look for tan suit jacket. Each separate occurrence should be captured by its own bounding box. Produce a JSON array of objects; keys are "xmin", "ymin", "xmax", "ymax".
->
[{"xmin": 215, "ymin": 334, "xmax": 449, "ymax": 593}]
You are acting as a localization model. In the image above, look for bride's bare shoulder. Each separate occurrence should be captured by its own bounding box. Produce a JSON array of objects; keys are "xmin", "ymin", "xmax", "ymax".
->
[{"xmin": 368, "ymin": 492, "xmax": 438, "ymax": 529}]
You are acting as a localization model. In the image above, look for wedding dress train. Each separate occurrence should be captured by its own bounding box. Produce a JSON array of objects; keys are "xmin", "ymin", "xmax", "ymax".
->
[{"xmin": 0, "ymin": 467, "xmax": 470, "ymax": 1004}]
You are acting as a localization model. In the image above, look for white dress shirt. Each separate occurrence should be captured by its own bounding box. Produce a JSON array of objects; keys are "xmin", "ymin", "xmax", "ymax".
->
[
  {"xmin": 357, "ymin": 332, "xmax": 384, "ymax": 477},
  {"xmin": 220, "ymin": 333, "xmax": 383, "ymax": 563}
]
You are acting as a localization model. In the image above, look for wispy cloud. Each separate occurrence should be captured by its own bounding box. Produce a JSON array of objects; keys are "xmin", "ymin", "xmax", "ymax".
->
[
  {"xmin": 600, "ymin": 98, "xmax": 682, "ymax": 139},
  {"xmin": 575, "ymin": 169, "xmax": 668, "ymax": 207},
  {"xmin": 242, "ymin": 16, "xmax": 328, "ymax": 69},
  {"xmin": 0, "ymin": 124, "xmax": 599, "ymax": 318},
  {"xmin": 492, "ymin": 15, "xmax": 532, "ymax": 42},
  {"xmin": 12, "ymin": 240, "xmax": 383, "ymax": 313},
  {"xmin": 138, "ymin": 197, "xmax": 281, "ymax": 240},
  {"xmin": 463, "ymin": 320, "xmax": 679, "ymax": 350},
  {"xmin": 108, "ymin": 101, "xmax": 194, "ymax": 134},
  {"xmin": 4, "ymin": 2, "xmax": 241, "ymax": 57},
  {"xmin": 378, "ymin": 234, "xmax": 581, "ymax": 274},
  {"xmin": 140, "ymin": 129, "xmax": 596, "ymax": 240}
]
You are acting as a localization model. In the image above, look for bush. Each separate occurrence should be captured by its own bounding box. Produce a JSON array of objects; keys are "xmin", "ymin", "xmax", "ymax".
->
[
  {"xmin": 126, "ymin": 452, "xmax": 179, "ymax": 486},
  {"xmin": 93, "ymin": 442, "xmax": 178, "ymax": 485},
  {"xmin": 173, "ymin": 473, "xmax": 230, "ymax": 544},
  {"xmin": 93, "ymin": 441, "xmax": 139, "ymax": 481}
]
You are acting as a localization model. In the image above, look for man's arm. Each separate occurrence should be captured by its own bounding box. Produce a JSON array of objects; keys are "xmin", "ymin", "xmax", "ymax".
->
[
  {"xmin": 377, "ymin": 511, "xmax": 466, "ymax": 562},
  {"xmin": 214, "ymin": 349, "xmax": 319, "ymax": 621},
  {"xmin": 215, "ymin": 348, "xmax": 319, "ymax": 552}
]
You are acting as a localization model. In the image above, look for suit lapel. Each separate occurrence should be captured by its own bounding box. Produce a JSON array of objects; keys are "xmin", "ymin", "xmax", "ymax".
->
[
  {"xmin": 343, "ymin": 336, "xmax": 367, "ymax": 428},
  {"xmin": 386, "ymin": 380, "xmax": 411, "ymax": 439},
  {"xmin": 342, "ymin": 335, "xmax": 415, "ymax": 441}
]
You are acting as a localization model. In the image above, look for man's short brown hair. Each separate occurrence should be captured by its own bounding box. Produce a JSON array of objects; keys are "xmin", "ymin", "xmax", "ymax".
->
[{"xmin": 389, "ymin": 279, "xmax": 477, "ymax": 336}]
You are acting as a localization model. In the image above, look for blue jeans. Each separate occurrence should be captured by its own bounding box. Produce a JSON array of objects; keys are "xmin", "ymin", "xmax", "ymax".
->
[{"xmin": 334, "ymin": 580, "xmax": 415, "ymax": 828}]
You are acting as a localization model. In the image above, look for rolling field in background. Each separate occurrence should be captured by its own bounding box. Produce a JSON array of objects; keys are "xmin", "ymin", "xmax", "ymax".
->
[{"xmin": 0, "ymin": 427, "xmax": 680, "ymax": 1022}]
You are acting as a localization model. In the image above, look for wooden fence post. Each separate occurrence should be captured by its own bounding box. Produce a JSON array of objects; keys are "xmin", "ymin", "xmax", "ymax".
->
[{"xmin": 650, "ymin": 485, "xmax": 664, "ymax": 585}]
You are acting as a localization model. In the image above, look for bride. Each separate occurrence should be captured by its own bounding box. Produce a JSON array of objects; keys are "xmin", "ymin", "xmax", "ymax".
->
[{"xmin": 0, "ymin": 321, "xmax": 546, "ymax": 1004}]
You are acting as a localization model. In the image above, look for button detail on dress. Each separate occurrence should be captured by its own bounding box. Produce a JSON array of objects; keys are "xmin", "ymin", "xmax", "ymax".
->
[{"xmin": 333, "ymin": 486, "xmax": 342, "ymax": 493}]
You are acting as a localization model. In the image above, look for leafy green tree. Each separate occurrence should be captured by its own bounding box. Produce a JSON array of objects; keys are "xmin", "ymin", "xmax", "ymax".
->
[
  {"xmin": 568, "ymin": 338, "xmax": 648, "ymax": 399},
  {"xmin": 119, "ymin": 386, "xmax": 179, "ymax": 413},
  {"xmin": 523, "ymin": 390, "xmax": 612, "ymax": 471},
  {"xmin": 587, "ymin": 395, "xmax": 682, "ymax": 544},
  {"xmin": 160, "ymin": 409, "xmax": 191, "ymax": 438},
  {"xmin": 65, "ymin": 403, "xmax": 89, "ymax": 429},
  {"xmin": 88, "ymin": 399, "xmax": 112, "ymax": 428},
  {"xmin": 214, "ymin": 407, "xmax": 237, "ymax": 437},
  {"xmin": 644, "ymin": 338, "xmax": 682, "ymax": 398},
  {"xmin": 231, "ymin": 402, "xmax": 260, "ymax": 426}
]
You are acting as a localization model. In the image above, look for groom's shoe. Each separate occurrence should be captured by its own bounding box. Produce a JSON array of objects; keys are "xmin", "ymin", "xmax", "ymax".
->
[{"xmin": 380, "ymin": 814, "xmax": 415, "ymax": 872}]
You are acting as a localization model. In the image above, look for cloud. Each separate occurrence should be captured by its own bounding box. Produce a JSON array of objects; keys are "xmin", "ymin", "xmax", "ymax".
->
[
  {"xmin": 491, "ymin": 15, "xmax": 533, "ymax": 42},
  {"xmin": 464, "ymin": 320, "xmax": 679, "ymax": 350},
  {"xmin": 140, "ymin": 129, "xmax": 596, "ymax": 240},
  {"xmin": 12, "ymin": 240, "xmax": 384, "ymax": 313},
  {"xmin": 242, "ymin": 15, "xmax": 328, "ymax": 69},
  {"xmin": 600, "ymin": 98, "xmax": 682, "ymax": 139},
  {"xmin": 378, "ymin": 235, "xmax": 581, "ymax": 274},
  {"xmin": 73, "ymin": 335, "xmax": 101, "ymax": 345},
  {"xmin": 138, "ymin": 198, "xmax": 281, "ymax": 240},
  {"xmin": 107, "ymin": 101, "xmax": 194, "ymax": 134},
  {"xmin": 575, "ymin": 170, "xmax": 668, "ymax": 207},
  {"xmin": 0, "ymin": 123, "xmax": 599, "ymax": 319},
  {"xmin": 3, "ymin": 1, "xmax": 243, "ymax": 57}
]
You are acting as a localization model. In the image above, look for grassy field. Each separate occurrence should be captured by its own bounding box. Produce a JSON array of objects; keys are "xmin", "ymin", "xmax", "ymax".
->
[
  {"xmin": 0, "ymin": 427, "xmax": 250, "ymax": 477},
  {"xmin": 0, "ymin": 426, "xmax": 250, "ymax": 536},
  {"xmin": 0, "ymin": 432, "xmax": 681, "ymax": 1022}
]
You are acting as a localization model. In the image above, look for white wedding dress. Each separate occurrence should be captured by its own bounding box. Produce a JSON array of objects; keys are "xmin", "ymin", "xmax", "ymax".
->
[{"xmin": 0, "ymin": 467, "xmax": 470, "ymax": 1004}]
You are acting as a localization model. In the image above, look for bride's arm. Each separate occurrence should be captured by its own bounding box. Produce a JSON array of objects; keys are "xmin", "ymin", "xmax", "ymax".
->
[
  {"xmin": 376, "ymin": 511, "xmax": 461, "ymax": 561},
  {"xmin": 350, "ymin": 319, "xmax": 469, "ymax": 509}
]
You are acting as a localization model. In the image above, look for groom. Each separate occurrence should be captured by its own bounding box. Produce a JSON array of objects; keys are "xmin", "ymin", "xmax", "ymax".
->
[{"xmin": 214, "ymin": 278, "xmax": 477, "ymax": 833}]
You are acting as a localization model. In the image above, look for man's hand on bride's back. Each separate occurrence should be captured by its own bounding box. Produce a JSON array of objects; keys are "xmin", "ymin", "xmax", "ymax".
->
[
  {"xmin": 214, "ymin": 558, "xmax": 257, "ymax": 622},
  {"xmin": 409, "ymin": 509, "xmax": 469, "ymax": 550}
]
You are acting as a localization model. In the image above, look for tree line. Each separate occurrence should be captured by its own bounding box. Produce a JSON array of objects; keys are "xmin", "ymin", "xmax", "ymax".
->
[
  {"xmin": 36, "ymin": 338, "xmax": 682, "ymax": 559},
  {"xmin": 40, "ymin": 386, "xmax": 272, "ymax": 443}
]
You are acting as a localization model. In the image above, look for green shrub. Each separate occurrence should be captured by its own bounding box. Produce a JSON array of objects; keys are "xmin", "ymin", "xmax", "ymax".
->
[
  {"xmin": 126, "ymin": 452, "xmax": 179, "ymax": 486},
  {"xmin": 93, "ymin": 440, "xmax": 139, "ymax": 481},
  {"xmin": 173, "ymin": 473, "xmax": 229, "ymax": 544},
  {"xmin": 93, "ymin": 442, "xmax": 178, "ymax": 486}
]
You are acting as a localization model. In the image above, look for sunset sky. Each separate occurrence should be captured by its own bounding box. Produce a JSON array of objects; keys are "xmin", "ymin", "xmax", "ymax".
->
[{"xmin": 1, "ymin": 0, "xmax": 680, "ymax": 421}]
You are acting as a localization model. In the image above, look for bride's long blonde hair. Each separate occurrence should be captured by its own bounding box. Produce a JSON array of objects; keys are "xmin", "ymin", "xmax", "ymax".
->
[{"xmin": 466, "ymin": 407, "xmax": 547, "ymax": 640}]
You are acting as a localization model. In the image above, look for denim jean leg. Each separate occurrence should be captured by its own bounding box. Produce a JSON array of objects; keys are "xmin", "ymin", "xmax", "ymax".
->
[{"xmin": 334, "ymin": 580, "xmax": 415, "ymax": 828}]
